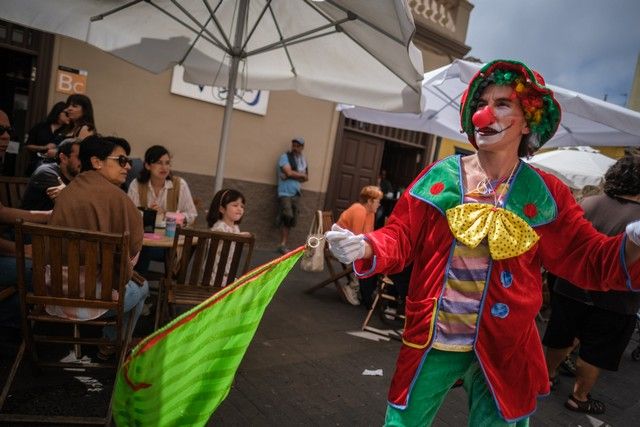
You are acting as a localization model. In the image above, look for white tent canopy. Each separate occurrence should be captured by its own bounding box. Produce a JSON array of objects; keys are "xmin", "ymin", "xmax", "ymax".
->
[
  {"xmin": 525, "ymin": 147, "xmax": 616, "ymax": 189},
  {"xmin": 1, "ymin": 0, "xmax": 424, "ymax": 191},
  {"xmin": 340, "ymin": 59, "xmax": 640, "ymax": 148}
]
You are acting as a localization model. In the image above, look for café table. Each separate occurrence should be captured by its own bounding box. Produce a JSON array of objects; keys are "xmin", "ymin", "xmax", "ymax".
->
[
  {"xmin": 142, "ymin": 228, "xmax": 177, "ymax": 248},
  {"xmin": 141, "ymin": 228, "xmax": 180, "ymax": 281},
  {"xmin": 141, "ymin": 227, "xmax": 197, "ymax": 276}
]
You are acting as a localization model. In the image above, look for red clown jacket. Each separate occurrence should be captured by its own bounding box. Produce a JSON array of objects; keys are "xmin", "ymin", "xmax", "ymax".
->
[{"xmin": 354, "ymin": 155, "xmax": 640, "ymax": 422}]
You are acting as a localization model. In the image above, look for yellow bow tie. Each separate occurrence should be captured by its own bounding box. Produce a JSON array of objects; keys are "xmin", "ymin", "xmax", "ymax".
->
[{"xmin": 446, "ymin": 203, "xmax": 539, "ymax": 260}]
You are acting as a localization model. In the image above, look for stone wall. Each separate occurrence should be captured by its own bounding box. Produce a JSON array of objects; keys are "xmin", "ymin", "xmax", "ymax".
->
[{"xmin": 177, "ymin": 170, "xmax": 326, "ymax": 251}]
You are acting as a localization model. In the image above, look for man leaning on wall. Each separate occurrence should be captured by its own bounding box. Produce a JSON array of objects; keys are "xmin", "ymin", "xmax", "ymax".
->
[{"xmin": 275, "ymin": 137, "xmax": 308, "ymax": 254}]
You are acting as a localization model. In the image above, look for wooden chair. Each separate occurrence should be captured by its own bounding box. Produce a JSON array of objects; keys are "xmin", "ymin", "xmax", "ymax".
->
[
  {"xmin": 304, "ymin": 211, "xmax": 352, "ymax": 301},
  {"xmin": 155, "ymin": 228, "xmax": 255, "ymax": 329},
  {"xmin": 361, "ymin": 275, "xmax": 404, "ymax": 340},
  {"xmin": 0, "ymin": 220, "xmax": 133, "ymax": 426},
  {"xmin": 0, "ymin": 176, "xmax": 30, "ymax": 208},
  {"xmin": 362, "ymin": 263, "xmax": 412, "ymax": 338}
]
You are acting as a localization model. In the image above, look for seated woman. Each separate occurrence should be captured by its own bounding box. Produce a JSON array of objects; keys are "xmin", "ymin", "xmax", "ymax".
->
[
  {"xmin": 63, "ymin": 94, "xmax": 97, "ymax": 140},
  {"xmin": 335, "ymin": 185, "xmax": 382, "ymax": 307},
  {"xmin": 48, "ymin": 135, "xmax": 148, "ymax": 359},
  {"xmin": 24, "ymin": 101, "xmax": 70, "ymax": 175},
  {"xmin": 127, "ymin": 145, "xmax": 198, "ymax": 275}
]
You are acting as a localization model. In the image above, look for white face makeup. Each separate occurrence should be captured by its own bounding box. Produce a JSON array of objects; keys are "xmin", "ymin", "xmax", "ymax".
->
[
  {"xmin": 475, "ymin": 125, "xmax": 507, "ymax": 147},
  {"xmin": 474, "ymin": 85, "xmax": 529, "ymax": 149}
]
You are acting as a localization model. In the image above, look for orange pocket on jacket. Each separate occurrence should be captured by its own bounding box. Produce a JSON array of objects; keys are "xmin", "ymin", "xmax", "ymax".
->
[{"xmin": 402, "ymin": 296, "xmax": 438, "ymax": 349}]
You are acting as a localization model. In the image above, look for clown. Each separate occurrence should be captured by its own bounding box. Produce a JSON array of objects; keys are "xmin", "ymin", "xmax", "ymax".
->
[{"xmin": 326, "ymin": 59, "xmax": 640, "ymax": 426}]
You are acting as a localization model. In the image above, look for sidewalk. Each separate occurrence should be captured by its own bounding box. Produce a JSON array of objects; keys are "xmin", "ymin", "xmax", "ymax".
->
[
  {"xmin": 1, "ymin": 248, "xmax": 639, "ymax": 425},
  {"xmin": 211, "ymin": 249, "xmax": 640, "ymax": 426}
]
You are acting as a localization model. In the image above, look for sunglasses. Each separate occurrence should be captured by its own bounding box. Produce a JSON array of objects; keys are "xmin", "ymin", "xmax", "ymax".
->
[
  {"xmin": 106, "ymin": 155, "xmax": 133, "ymax": 168},
  {"xmin": 0, "ymin": 125, "xmax": 13, "ymax": 135}
]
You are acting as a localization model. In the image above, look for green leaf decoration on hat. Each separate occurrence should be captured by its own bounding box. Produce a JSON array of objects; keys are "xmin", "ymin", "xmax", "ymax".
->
[{"xmin": 460, "ymin": 59, "xmax": 562, "ymax": 150}]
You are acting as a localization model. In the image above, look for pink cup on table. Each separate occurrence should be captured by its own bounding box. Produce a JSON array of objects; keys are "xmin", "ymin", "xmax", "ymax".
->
[{"xmin": 165, "ymin": 211, "xmax": 186, "ymax": 226}]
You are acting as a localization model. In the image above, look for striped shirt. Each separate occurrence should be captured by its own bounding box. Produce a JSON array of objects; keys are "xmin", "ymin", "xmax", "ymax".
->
[{"xmin": 433, "ymin": 178, "xmax": 510, "ymax": 352}]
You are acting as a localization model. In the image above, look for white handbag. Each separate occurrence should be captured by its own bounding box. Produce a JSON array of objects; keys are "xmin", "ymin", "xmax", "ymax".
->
[{"xmin": 300, "ymin": 210, "xmax": 325, "ymax": 273}]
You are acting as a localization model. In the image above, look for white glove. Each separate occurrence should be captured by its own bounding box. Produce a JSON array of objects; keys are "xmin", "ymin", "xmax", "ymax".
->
[
  {"xmin": 626, "ymin": 220, "xmax": 640, "ymax": 246},
  {"xmin": 324, "ymin": 224, "xmax": 366, "ymax": 264}
]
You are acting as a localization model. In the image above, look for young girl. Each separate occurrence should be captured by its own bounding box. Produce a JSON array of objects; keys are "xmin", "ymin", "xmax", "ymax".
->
[
  {"xmin": 207, "ymin": 188, "xmax": 247, "ymax": 233},
  {"xmin": 206, "ymin": 189, "xmax": 251, "ymax": 286}
]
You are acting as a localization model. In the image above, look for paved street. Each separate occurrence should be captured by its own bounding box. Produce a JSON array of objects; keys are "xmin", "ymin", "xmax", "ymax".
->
[
  {"xmin": 212, "ymin": 250, "xmax": 640, "ymax": 427},
  {"xmin": 2, "ymin": 248, "xmax": 640, "ymax": 426}
]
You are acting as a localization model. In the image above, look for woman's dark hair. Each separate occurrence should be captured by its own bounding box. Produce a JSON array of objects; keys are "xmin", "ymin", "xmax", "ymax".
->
[
  {"xmin": 137, "ymin": 145, "xmax": 171, "ymax": 183},
  {"xmin": 207, "ymin": 188, "xmax": 246, "ymax": 227},
  {"xmin": 65, "ymin": 94, "xmax": 96, "ymax": 132},
  {"xmin": 46, "ymin": 102, "xmax": 68, "ymax": 125},
  {"xmin": 518, "ymin": 135, "xmax": 535, "ymax": 158},
  {"xmin": 603, "ymin": 155, "xmax": 640, "ymax": 198},
  {"xmin": 79, "ymin": 134, "xmax": 131, "ymax": 172}
]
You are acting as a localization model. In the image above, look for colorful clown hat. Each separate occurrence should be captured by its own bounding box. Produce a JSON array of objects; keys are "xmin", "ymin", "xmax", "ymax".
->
[{"xmin": 460, "ymin": 59, "xmax": 561, "ymax": 151}]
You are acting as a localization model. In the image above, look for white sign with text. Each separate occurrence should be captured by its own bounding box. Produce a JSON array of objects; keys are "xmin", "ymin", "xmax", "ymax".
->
[{"xmin": 170, "ymin": 65, "xmax": 269, "ymax": 116}]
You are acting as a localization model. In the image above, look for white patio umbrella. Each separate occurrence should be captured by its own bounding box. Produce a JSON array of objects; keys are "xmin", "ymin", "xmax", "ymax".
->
[
  {"xmin": 340, "ymin": 59, "xmax": 640, "ymax": 148},
  {"xmin": 338, "ymin": 64, "xmax": 466, "ymax": 142},
  {"xmin": 1, "ymin": 0, "xmax": 424, "ymax": 191},
  {"xmin": 525, "ymin": 147, "xmax": 616, "ymax": 189}
]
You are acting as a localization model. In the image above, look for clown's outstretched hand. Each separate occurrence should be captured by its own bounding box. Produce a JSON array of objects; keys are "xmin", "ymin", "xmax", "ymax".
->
[
  {"xmin": 626, "ymin": 220, "xmax": 640, "ymax": 246},
  {"xmin": 325, "ymin": 224, "xmax": 366, "ymax": 264}
]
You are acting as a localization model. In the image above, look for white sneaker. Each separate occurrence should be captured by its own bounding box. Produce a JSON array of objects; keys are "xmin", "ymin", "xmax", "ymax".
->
[
  {"xmin": 141, "ymin": 302, "xmax": 152, "ymax": 317},
  {"xmin": 340, "ymin": 281, "xmax": 360, "ymax": 306}
]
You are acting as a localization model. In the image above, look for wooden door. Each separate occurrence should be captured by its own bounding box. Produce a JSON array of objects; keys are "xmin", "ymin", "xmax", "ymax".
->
[
  {"xmin": 0, "ymin": 20, "xmax": 53, "ymax": 176},
  {"xmin": 381, "ymin": 141, "xmax": 426, "ymax": 191},
  {"xmin": 326, "ymin": 130, "xmax": 384, "ymax": 217}
]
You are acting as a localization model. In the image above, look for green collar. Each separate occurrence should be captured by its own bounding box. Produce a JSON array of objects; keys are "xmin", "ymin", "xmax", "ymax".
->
[{"xmin": 410, "ymin": 155, "xmax": 557, "ymax": 227}]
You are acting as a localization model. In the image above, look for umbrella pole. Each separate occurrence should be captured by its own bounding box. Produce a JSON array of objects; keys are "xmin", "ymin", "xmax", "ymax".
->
[
  {"xmin": 214, "ymin": 59, "xmax": 239, "ymax": 193},
  {"xmin": 213, "ymin": 0, "xmax": 249, "ymax": 193}
]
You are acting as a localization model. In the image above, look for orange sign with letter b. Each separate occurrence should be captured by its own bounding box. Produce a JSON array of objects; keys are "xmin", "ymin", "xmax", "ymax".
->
[{"xmin": 56, "ymin": 66, "xmax": 87, "ymax": 95}]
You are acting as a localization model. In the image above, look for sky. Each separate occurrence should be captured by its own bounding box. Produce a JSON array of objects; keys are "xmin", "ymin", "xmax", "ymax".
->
[{"xmin": 465, "ymin": 0, "xmax": 640, "ymax": 106}]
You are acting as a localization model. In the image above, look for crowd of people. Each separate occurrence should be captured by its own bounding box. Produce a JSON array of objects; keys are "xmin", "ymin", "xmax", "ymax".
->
[
  {"xmin": 1, "ymin": 58, "xmax": 640, "ymax": 425},
  {"xmin": 0, "ymin": 94, "xmax": 251, "ymax": 357}
]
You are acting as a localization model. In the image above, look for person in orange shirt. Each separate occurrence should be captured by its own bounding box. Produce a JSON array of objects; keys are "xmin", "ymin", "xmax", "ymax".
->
[{"xmin": 335, "ymin": 185, "xmax": 382, "ymax": 306}]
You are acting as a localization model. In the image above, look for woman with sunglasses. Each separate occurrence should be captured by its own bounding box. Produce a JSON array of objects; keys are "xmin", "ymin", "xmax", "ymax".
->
[
  {"xmin": 63, "ymin": 94, "xmax": 96, "ymax": 140},
  {"xmin": 48, "ymin": 134, "xmax": 148, "ymax": 360},
  {"xmin": 127, "ymin": 145, "xmax": 198, "ymax": 275},
  {"xmin": 25, "ymin": 102, "xmax": 71, "ymax": 175}
]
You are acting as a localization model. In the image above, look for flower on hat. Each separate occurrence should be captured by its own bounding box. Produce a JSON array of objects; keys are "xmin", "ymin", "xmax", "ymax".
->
[{"xmin": 460, "ymin": 60, "xmax": 562, "ymax": 154}]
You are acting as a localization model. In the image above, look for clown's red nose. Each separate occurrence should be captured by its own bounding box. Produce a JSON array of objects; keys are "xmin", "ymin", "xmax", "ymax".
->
[{"xmin": 472, "ymin": 106, "xmax": 496, "ymax": 128}]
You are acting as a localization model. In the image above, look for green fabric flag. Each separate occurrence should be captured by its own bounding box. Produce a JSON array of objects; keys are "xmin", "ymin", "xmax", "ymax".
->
[{"xmin": 112, "ymin": 248, "xmax": 304, "ymax": 426}]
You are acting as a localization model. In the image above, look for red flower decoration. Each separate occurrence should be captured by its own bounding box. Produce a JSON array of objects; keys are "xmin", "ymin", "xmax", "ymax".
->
[
  {"xmin": 430, "ymin": 182, "xmax": 445, "ymax": 195},
  {"xmin": 523, "ymin": 203, "xmax": 537, "ymax": 218}
]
